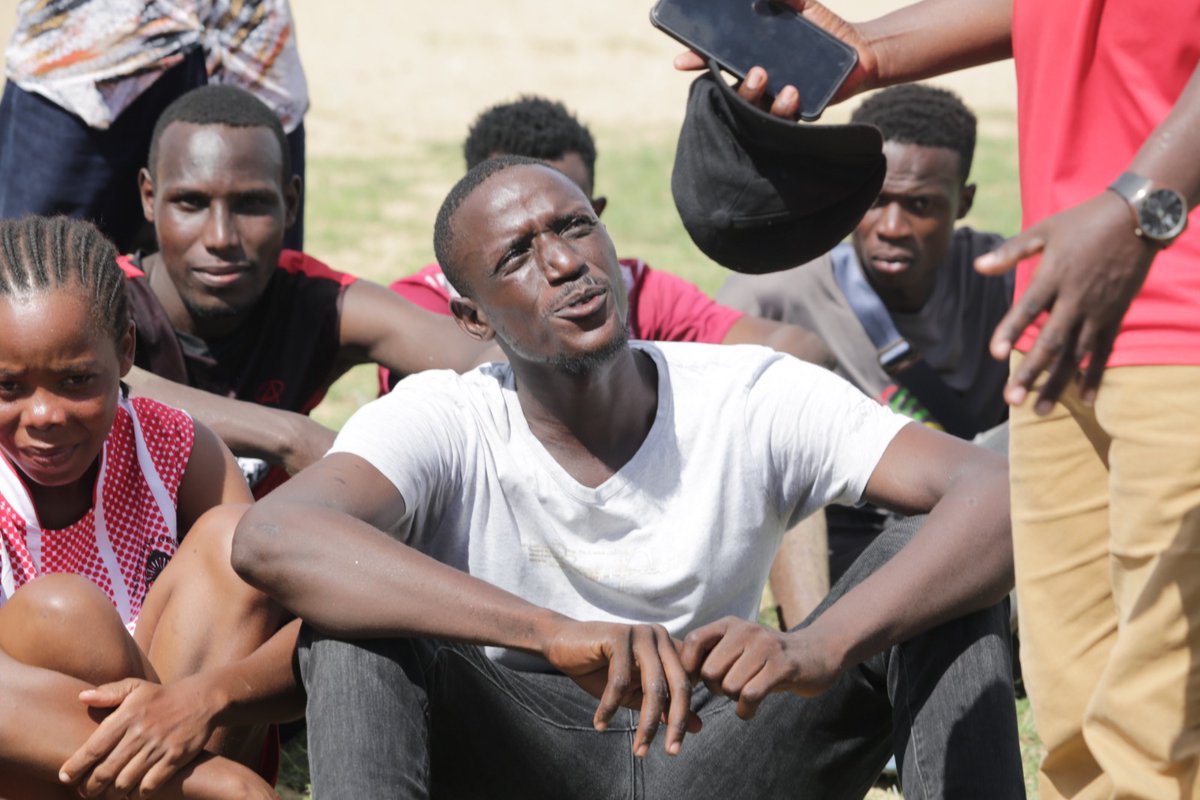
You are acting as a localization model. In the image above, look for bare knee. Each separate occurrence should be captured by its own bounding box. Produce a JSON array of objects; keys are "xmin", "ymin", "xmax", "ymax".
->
[{"xmin": 0, "ymin": 574, "xmax": 144, "ymax": 684}]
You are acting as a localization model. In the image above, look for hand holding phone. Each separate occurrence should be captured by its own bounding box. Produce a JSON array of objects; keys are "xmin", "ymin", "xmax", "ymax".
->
[{"xmin": 652, "ymin": 0, "xmax": 858, "ymax": 121}]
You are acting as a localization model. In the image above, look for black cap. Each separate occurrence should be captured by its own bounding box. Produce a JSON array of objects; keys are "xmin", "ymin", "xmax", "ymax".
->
[{"xmin": 671, "ymin": 62, "xmax": 885, "ymax": 274}]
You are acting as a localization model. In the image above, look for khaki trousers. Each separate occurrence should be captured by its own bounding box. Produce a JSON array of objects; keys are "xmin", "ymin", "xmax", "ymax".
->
[{"xmin": 1010, "ymin": 357, "xmax": 1200, "ymax": 799}]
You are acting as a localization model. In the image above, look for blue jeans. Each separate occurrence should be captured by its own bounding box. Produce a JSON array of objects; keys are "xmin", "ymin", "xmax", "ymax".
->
[
  {"xmin": 0, "ymin": 49, "xmax": 207, "ymax": 252},
  {"xmin": 299, "ymin": 517, "xmax": 1023, "ymax": 799}
]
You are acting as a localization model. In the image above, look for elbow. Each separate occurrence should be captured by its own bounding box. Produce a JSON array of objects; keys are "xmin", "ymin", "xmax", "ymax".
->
[
  {"xmin": 231, "ymin": 503, "xmax": 289, "ymax": 594},
  {"xmin": 773, "ymin": 326, "xmax": 837, "ymax": 370}
]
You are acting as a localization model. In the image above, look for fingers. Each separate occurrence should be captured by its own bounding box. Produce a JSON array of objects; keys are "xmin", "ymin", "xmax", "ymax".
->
[
  {"xmin": 736, "ymin": 66, "xmax": 769, "ymax": 105},
  {"xmin": 991, "ymin": 270, "xmax": 1058, "ymax": 373},
  {"xmin": 975, "ymin": 231, "xmax": 1045, "ymax": 276},
  {"xmin": 679, "ymin": 619, "xmax": 729, "ymax": 676},
  {"xmin": 1032, "ymin": 325, "xmax": 1081, "ymax": 415},
  {"xmin": 1077, "ymin": 328, "xmax": 1116, "ymax": 405},
  {"xmin": 78, "ymin": 678, "xmax": 141, "ymax": 709},
  {"xmin": 630, "ymin": 627, "xmax": 668, "ymax": 758},
  {"xmin": 673, "ymin": 50, "xmax": 707, "ymax": 71},
  {"xmin": 653, "ymin": 628, "xmax": 696, "ymax": 757},
  {"xmin": 593, "ymin": 635, "xmax": 633, "ymax": 733}
]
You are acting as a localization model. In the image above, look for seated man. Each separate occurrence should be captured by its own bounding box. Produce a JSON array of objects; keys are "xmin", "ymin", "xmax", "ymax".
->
[
  {"xmin": 234, "ymin": 156, "xmax": 1023, "ymax": 798},
  {"xmin": 718, "ymin": 84, "xmax": 1012, "ymax": 581},
  {"xmin": 123, "ymin": 85, "xmax": 489, "ymax": 494},
  {"xmin": 389, "ymin": 95, "xmax": 834, "ymax": 623}
]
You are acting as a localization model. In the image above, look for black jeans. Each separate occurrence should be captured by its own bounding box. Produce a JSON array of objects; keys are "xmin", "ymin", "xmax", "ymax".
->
[{"xmin": 299, "ymin": 517, "xmax": 1023, "ymax": 799}]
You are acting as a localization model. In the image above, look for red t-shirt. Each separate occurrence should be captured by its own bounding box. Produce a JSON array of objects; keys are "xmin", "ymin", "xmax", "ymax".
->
[
  {"xmin": 381, "ymin": 259, "xmax": 743, "ymax": 392},
  {"xmin": 1012, "ymin": 0, "xmax": 1200, "ymax": 365}
]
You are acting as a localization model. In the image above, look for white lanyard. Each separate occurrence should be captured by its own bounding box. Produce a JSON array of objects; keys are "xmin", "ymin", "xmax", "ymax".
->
[{"xmin": 0, "ymin": 396, "xmax": 175, "ymax": 624}]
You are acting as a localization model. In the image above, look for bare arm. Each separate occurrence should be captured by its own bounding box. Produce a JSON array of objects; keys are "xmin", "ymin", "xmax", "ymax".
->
[
  {"xmin": 683, "ymin": 423, "xmax": 1011, "ymax": 717},
  {"xmin": 337, "ymin": 279, "xmax": 499, "ymax": 378},
  {"xmin": 721, "ymin": 315, "xmax": 836, "ymax": 369},
  {"xmin": 233, "ymin": 453, "xmax": 698, "ymax": 756},
  {"xmin": 127, "ymin": 366, "xmax": 335, "ymax": 475},
  {"xmin": 674, "ymin": 0, "xmax": 1012, "ymax": 114}
]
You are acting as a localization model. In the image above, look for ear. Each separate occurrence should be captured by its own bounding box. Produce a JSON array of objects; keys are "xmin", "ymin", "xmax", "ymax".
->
[
  {"xmin": 138, "ymin": 168, "xmax": 156, "ymax": 224},
  {"xmin": 117, "ymin": 320, "xmax": 136, "ymax": 377},
  {"xmin": 590, "ymin": 196, "xmax": 608, "ymax": 217},
  {"xmin": 956, "ymin": 183, "xmax": 976, "ymax": 220},
  {"xmin": 283, "ymin": 174, "xmax": 302, "ymax": 229},
  {"xmin": 449, "ymin": 296, "xmax": 496, "ymax": 342}
]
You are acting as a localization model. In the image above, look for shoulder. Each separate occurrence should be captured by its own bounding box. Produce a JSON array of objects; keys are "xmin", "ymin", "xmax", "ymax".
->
[
  {"xmin": 126, "ymin": 397, "xmax": 196, "ymax": 451},
  {"xmin": 388, "ymin": 263, "xmax": 457, "ymax": 315},
  {"xmin": 949, "ymin": 227, "xmax": 1014, "ymax": 296},
  {"xmin": 276, "ymin": 250, "xmax": 358, "ymax": 288},
  {"xmin": 715, "ymin": 252, "xmax": 835, "ymax": 313}
]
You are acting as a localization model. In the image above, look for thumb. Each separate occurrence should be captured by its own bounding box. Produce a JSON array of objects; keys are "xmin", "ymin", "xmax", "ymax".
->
[
  {"xmin": 78, "ymin": 678, "xmax": 145, "ymax": 707},
  {"xmin": 975, "ymin": 230, "xmax": 1046, "ymax": 276}
]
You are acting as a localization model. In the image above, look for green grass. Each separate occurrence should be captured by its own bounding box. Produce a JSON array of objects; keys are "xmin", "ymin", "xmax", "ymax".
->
[
  {"xmin": 307, "ymin": 112, "xmax": 1020, "ymax": 431},
  {"xmin": 292, "ymin": 116, "xmax": 1034, "ymax": 795}
]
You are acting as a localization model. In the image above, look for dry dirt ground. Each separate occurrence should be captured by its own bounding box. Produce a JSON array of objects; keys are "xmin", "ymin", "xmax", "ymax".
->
[{"xmin": 0, "ymin": 1, "xmax": 1016, "ymax": 152}]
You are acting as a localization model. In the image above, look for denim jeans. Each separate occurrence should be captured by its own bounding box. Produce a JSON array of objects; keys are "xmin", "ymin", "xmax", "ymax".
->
[
  {"xmin": 0, "ymin": 49, "xmax": 207, "ymax": 253},
  {"xmin": 299, "ymin": 516, "xmax": 1023, "ymax": 799}
]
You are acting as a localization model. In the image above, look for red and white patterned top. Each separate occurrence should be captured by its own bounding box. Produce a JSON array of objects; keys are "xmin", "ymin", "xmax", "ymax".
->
[{"xmin": 0, "ymin": 397, "xmax": 194, "ymax": 632}]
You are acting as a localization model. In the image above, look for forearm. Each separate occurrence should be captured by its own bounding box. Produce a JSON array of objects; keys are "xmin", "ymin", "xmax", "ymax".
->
[
  {"xmin": 126, "ymin": 366, "xmax": 331, "ymax": 468},
  {"xmin": 856, "ymin": 0, "xmax": 1012, "ymax": 90},
  {"xmin": 806, "ymin": 460, "xmax": 1012, "ymax": 670},
  {"xmin": 233, "ymin": 503, "xmax": 567, "ymax": 654},
  {"xmin": 192, "ymin": 619, "xmax": 305, "ymax": 729},
  {"xmin": 1128, "ymin": 64, "xmax": 1200, "ymax": 203}
]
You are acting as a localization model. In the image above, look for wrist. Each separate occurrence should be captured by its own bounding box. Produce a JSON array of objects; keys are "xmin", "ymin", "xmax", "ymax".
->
[{"xmin": 530, "ymin": 608, "xmax": 576, "ymax": 658}]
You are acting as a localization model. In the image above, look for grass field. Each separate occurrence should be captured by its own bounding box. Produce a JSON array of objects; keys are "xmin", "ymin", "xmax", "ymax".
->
[{"xmin": 283, "ymin": 116, "xmax": 1039, "ymax": 798}]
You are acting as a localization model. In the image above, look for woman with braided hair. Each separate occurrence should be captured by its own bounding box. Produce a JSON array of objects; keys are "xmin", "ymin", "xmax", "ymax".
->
[{"xmin": 0, "ymin": 216, "xmax": 296, "ymax": 798}]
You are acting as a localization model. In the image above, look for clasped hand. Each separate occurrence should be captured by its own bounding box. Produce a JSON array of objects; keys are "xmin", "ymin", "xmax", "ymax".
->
[
  {"xmin": 59, "ymin": 675, "xmax": 220, "ymax": 798},
  {"xmin": 543, "ymin": 616, "xmax": 843, "ymax": 758}
]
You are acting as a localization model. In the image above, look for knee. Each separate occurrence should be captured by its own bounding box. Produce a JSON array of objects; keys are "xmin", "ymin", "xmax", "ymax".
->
[
  {"xmin": 0, "ymin": 574, "xmax": 143, "ymax": 682},
  {"xmin": 300, "ymin": 629, "xmax": 418, "ymax": 693},
  {"xmin": 178, "ymin": 503, "xmax": 250, "ymax": 570}
]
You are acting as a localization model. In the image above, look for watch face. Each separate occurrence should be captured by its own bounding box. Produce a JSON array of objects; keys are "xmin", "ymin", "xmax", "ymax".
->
[{"xmin": 1140, "ymin": 188, "xmax": 1187, "ymax": 239}]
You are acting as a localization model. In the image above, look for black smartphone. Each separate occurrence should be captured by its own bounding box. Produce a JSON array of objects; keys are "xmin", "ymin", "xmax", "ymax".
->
[{"xmin": 650, "ymin": 0, "xmax": 857, "ymax": 121}]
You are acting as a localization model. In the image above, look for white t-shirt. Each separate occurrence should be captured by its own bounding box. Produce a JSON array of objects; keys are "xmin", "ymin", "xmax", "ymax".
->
[{"xmin": 331, "ymin": 341, "xmax": 909, "ymax": 669}]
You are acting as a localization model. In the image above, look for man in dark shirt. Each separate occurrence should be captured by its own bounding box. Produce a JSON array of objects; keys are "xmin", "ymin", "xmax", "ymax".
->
[
  {"xmin": 125, "ymin": 85, "xmax": 488, "ymax": 492},
  {"xmin": 718, "ymin": 84, "xmax": 1012, "ymax": 580}
]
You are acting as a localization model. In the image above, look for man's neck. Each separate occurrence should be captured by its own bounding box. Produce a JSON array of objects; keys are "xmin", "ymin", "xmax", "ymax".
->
[
  {"xmin": 142, "ymin": 253, "xmax": 246, "ymax": 339},
  {"xmin": 511, "ymin": 346, "xmax": 659, "ymax": 489}
]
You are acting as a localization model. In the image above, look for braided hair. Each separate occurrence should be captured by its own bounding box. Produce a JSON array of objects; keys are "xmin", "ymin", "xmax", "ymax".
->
[{"xmin": 0, "ymin": 216, "xmax": 128, "ymax": 343}]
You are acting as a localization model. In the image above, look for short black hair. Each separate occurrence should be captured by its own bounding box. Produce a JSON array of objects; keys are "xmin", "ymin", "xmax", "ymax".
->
[
  {"xmin": 147, "ymin": 85, "xmax": 291, "ymax": 181},
  {"xmin": 433, "ymin": 155, "xmax": 550, "ymax": 297},
  {"xmin": 463, "ymin": 96, "xmax": 597, "ymax": 189},
  {"xmin": 850, "ymin": 84, "xmax": 976, "ymax": 182},
  {"xmin": 0, "ymin": 216, "xmax": 128, "ymax": 344}
]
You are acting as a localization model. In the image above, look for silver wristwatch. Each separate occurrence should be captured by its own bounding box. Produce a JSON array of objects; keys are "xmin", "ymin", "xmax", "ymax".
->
[{"xmin": 1107, "ymin": 172, "xmax": 1189, "ymax": 247}]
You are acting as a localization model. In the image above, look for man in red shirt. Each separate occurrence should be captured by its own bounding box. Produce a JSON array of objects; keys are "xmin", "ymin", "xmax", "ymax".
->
[
  {"xmin": 125, "ymin": 86, "xmax": 490, "ymax": 495},
  {"xmin": 676, "ymin": 2, "xmax": 1200, "ymax": 796}
]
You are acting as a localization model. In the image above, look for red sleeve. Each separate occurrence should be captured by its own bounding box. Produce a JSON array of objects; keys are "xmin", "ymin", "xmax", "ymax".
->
[
  {"xmin": 117, "ymin": 254, "xmax": 145, "ymax": 279},
  {"xmin": 387, "ymin": 263, "xmax": 455, "ymax": 317},
  {"xmin": 629, "ymin": 260, "xmax": 743, "ymax": 344},
  {"xmin": 277, "ymin": 250, "xmax": 358, "ymax": 287}
]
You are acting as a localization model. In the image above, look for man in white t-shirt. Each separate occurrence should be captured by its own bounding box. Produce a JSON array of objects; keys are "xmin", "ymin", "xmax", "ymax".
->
[{"xmin": 234, "ymin": 156, "xmax": 1023, "ymax": 798}]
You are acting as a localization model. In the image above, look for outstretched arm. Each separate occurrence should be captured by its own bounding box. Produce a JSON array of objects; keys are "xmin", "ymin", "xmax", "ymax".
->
[
  {"xmin": 721, "ymin": 315, "xmax": 836, "ymax": 369},
  {"xmin": 683, "ymin": 423, "xmax": 1011, "ymax": 718},
  {"xmin": 233, "ymin": 452, "xmax": 699, "ymax": 757},
  {"xmin": 674, "ymin": 0, "xmax": 1013, "ymax": 114},
  {"xmin": 126, "ymin": 366, "xmax": 336, "ymax": 475},
  {"xmin": 337, "ymin": 279, "xmax": 501, "ymax": 378}
]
